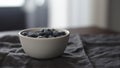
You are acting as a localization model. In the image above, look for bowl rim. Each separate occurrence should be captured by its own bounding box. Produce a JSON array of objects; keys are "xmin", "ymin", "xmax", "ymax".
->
[{"xmin": 18, "ymin": 28, "xmax": 70, "ymax": 40}]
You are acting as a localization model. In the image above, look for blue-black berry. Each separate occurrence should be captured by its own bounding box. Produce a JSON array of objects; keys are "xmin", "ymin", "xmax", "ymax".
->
[
  {"xmin": 53, "ymin": 31, "xmax": 60, "ymax": 37},
  {"xmin": 27, "ymin": 32, "xmax": 38, "ymax": 38},
  {"xmin": 59, "ymin": 32, "xmax": 66, "ymax": 35}
]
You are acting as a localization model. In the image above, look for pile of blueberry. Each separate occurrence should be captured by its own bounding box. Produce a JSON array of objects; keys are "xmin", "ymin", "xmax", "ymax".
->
[{"xmin": 21, "ymin": 29, "xmax": 66, "ymax": 38}]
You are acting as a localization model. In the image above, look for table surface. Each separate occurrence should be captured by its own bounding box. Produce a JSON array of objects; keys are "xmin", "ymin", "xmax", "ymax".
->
[{"xmin": 0, "ymin": 27, "xmax": 120, "ymax": 68}]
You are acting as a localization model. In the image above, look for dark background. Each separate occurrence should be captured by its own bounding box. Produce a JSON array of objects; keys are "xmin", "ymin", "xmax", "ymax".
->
[
  {"xmin": 0, "ymin": 0, "xmax": 120, "ymax": 31},
  {"xmin": 108, "ymin": 0, "xmax": 120, "ymax": 31},
  {"xmin": 0, "ymin": 7, "xmax": 26, "ymax": 31}
]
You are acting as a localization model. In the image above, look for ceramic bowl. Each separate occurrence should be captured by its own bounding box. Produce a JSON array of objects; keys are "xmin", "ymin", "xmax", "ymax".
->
[{"xmin": 18, "ymin": 28, "xmax": 70, "ymax": 59}]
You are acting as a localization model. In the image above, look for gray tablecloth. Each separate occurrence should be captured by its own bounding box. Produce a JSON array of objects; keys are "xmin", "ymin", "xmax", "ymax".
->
[{"xmin": 0, "ymin": 34, "xmax": 120, "ymax": 68}]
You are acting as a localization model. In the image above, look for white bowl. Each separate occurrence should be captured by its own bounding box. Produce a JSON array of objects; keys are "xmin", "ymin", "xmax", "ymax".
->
[{"xmin": 18, "ymin": 28, "xmax": 70, "ymax": 59}]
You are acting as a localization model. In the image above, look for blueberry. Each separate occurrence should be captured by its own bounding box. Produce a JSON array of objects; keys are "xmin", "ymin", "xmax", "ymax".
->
[
  {"xmin": 41, "ymin": 29, "xmax": 45, "ymax": 32},
  {"xmin": 35, "ymin": 31, "xmax": 45, "ymax": 36},
  {"xmin": 21, "ymin": 31, "xmax": 28, "ymax": 36},
  {"xmin": 41, "ymin": 29, "xmax": 46, "ymax": 32},
  {"xmin": 43, "ymin": 34, "xmax": 49, "ymax": 38},
  {"xmin": 42, "ymin": 29, "xmax": 53, "ymax": 36},
  {"xmin": 46, "ymin": 31, "xmax": 53, "ymax": 36},
  {"xmin": 35, "ymin": 31, "xmax": 41, "ymax": 35},
  {"xmin": 43, "ymin": 29, "xmax": 48, "ymax": 32},
  {"xmin": 47, "ymin": 29, "xmax": 52, "ymax": 31},
  {"xmin": 59, "ymin": 32, "xmax": 66, "ymax": 35},
  {"xmin": 53, "ymin": 31, "xmax": 60, "ymax": 37},
  {"xmin": 27, "ymin": 32, "xmax": 38, "ymax": 38},
  {"xmin": 39, "ymin": 32, "xmax": 45, "ymax": 36},
  {"xmin": 51, "ymin": 29, "xmax": 55, "ymax": 31}
]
